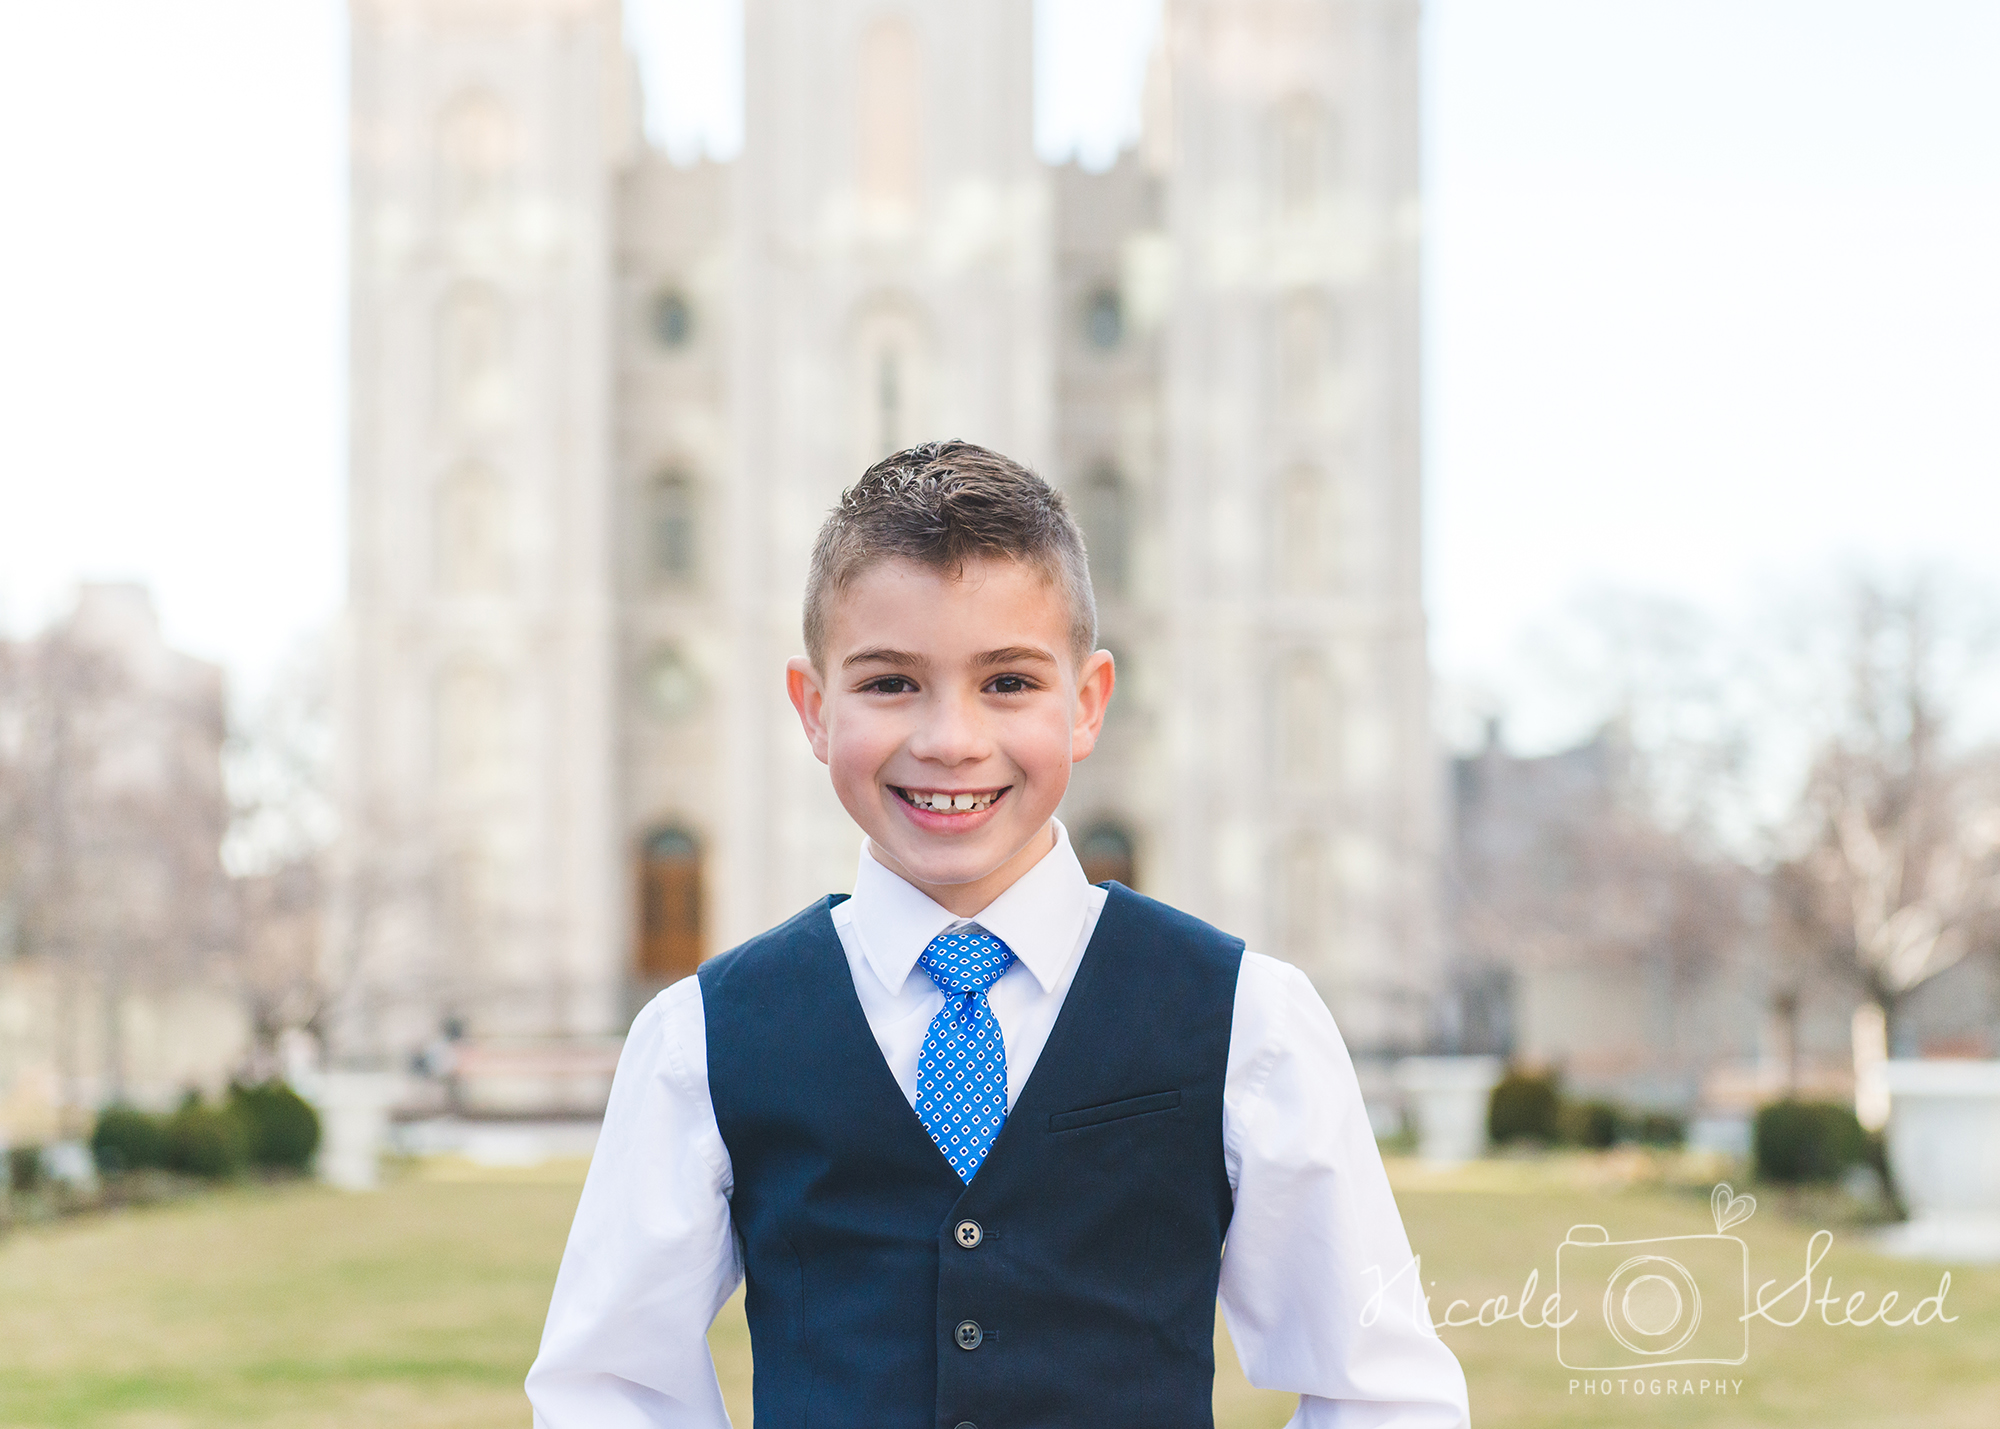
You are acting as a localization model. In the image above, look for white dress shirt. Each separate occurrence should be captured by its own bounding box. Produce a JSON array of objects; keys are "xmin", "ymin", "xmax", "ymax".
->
[{"xmin": 527, "ymin": 822, "xmax": 1469, "ymax": 1428}]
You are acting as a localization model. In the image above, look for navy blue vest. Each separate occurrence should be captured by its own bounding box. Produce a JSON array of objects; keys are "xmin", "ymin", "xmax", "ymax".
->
[{"xmin": 700, "ymin": 883, "xmax": 1244, "ymax": 1429}]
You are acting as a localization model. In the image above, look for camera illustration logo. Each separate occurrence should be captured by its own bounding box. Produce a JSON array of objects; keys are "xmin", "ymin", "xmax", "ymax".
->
[{"xmin": 1556, "ymin": 1184, "xmax": 1756, "ymax": 1371}]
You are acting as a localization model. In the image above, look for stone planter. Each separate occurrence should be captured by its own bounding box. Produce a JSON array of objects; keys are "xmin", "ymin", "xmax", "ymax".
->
[
  {"xmin": 311, "ymin": 1071, "xmax": 405, "ymax": 1192},
  {"xmin": 1395, "ymin": 1056, "xmax": 1503, "ymax": 1165},
  {"xmin": 1877, "ymin": 1059, "xmax": 2000, "ymax": 1263}
]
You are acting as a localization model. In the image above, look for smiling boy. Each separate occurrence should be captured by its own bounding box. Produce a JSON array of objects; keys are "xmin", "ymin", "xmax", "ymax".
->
[{"xmin": 527, "ymin": 443, "xmax": 1469, "ymax": 1428}]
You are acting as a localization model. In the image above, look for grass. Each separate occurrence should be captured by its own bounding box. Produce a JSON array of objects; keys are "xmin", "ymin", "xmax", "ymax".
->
[
  {"xmin": 1, "ymin": 1152, "xmax": 1994, "ymax": 1427},
  {"xmin": 1398, "ymin": 1153, "xmax": 2000, "ymax": 1427}
]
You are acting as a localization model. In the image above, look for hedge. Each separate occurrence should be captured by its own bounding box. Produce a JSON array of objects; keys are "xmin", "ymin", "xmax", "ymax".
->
[
  {"xmin": 88, "ymin": 1083, "xmax": 322, "ymax": 1181},
  {"xmin": 1754, "ymin": 1099, "xmax": 1868, "ymax": 1184}
]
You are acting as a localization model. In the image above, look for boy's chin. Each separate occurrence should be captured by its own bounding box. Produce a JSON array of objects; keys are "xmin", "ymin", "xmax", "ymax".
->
[
  {"xmin": 873, "ymin": 841, "xmax": 1007, "ymax": 890},
  {"xmin": 870, "ymin": 819, "xmax": 1047, "ymax": 892}
]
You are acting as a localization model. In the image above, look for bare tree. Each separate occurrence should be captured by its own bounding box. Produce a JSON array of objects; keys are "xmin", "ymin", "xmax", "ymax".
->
[
  {"xmin": 1774, "ymin": 577, "xmax": 2000, "ymax": 1061},
  {"xmin": 0, "ymin": 587, "xmax": 233, "ymax": 1120},
  {"xmin": 223, "ymin": 633, "xmax": 337, "ymax": 1076},
  {"xmin": 1448, "ymin": 722, "xmax": 1753, "ymax": 1072}
]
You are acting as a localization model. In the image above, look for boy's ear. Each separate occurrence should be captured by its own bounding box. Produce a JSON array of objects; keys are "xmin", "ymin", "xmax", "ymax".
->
[
  {"xmin": 1069, "ymin": 648, "xmax": 1116, "ymax": 762},
  {"xmin": 786, "ymin": 656, "xmax": 832, "ymax": 765}
]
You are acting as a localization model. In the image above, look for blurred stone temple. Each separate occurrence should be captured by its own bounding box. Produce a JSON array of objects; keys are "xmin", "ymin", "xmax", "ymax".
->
[{"xmin": 335, "ymin": 0, "xmax": 1434, "ymax": 1109}]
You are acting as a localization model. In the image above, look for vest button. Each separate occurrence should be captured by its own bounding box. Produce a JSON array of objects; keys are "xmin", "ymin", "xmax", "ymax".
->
[
  {"xmin": 954, "ymin": 1218, "xmax": 983, "ymax": 1248},
  {"xmin": 954, "ymin": 1423, "xmax": 978, "ymax": 1429},
  {"xmin": 954, "ymin": 1319, "xmax": 983, "ymax": 1350}
]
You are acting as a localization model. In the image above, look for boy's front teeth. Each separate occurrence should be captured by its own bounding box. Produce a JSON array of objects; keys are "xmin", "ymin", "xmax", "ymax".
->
[{"xmin": 906, "ymin": 789, "xmax": 997, "ymax": 812}]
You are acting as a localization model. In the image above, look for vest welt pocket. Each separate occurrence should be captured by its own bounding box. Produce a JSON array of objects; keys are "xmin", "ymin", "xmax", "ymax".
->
[{"xmin": 1046, "ymin": 1089, "xmax": 1182, "ymax": 1133}]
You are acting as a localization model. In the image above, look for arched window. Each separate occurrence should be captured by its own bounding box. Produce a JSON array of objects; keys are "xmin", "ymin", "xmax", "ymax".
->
[
  {"xmin": 650, "ymin": 289, "xmax": 694, "ymax": 349},
  {"xmin": 1278, "ymin": 651, "xmax": 1334, "ymax": 786},
  {"xmin": 1078, "ymin": 462, "xmax": 1129, "ymax": 597},
  {"xmin": 438, "ymin": 89, "xmax": 514, "ymax": 226},
  {"xmin": 1084, "ymin": 286, "xmax": 1123, "ymax": 350},
  {"xmin": 1275, "ymin": 95, "xmax": 1333, "ymax": 219},
  {"xmin": 1279, "ymin": 292, "xmax": 1326, "ymax": 418},
  {"xmin": 438, "ymin": 283, "xmax": 511, "ymax": 431},
  {"xmin": 1282, "ymin": 832, "xmax": 1330, "ymax": 964},
  {"xmin": 435, "ymin": 464, "xmax": 509, "ymax": 595},
  {"xmin": 637, "ymin": 826, "xmax": 704, "ymax": 982},
  {"xmin": 877, "ymin": 345, "xmax": 904, "ymax": 456},
  {"xmin": 854, "ymin": 302, "xmax": 928, "ymax": 461},
  {"xmin": 648, "ymin": 469, "xmax": 698, "ymax": 583},
  {"xmin": 1077, "ymin": 823, "xmax": 1137, "ymax": 889},
  {"xmin": 858, "ymin": 17, "xmax": 921, "ymax": 217},
  {"xmin": 1277, "ymin": 464, "xmax": 1323, "ymax": 595},
  {"xmin": 435, "ymin": 659, "xmax": 509, "ymax": 799}
]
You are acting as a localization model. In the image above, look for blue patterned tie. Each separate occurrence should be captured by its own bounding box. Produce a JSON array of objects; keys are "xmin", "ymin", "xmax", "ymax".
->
[{"xmin": 914, "ymin": 925, "xmax": 1017, "ymax": 1182}]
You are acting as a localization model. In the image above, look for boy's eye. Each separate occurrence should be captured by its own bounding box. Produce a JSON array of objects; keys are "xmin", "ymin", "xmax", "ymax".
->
[
  {"xmin": 862, "ymin": 675, "xmax": 917, "ymax": 694},
  {"xmin": 987, "ymin": 674, "xmax": 1032, "ymax": 694}
]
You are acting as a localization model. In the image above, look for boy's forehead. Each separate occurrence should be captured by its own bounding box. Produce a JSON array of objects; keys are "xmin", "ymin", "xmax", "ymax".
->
[{"xmin": 824, "ymin": 555, "xmax": 1068, "ymax": 653}]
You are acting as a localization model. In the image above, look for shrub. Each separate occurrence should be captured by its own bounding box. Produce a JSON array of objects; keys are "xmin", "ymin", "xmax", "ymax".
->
[
  {"xmin": 163, "ymin": 1099, "xmax": 249, "ymax": 1180},
  {"xmin": 1560, "ymin": 1098, "xmax": 1624, "ymax": 1149},
  {"xmin": 229, "ymin": 1080, "xmax": 321, "ymax": 1171},
  {"xmin": 1489, "ymin": 1069, "xmax": 1561, "ymax": 1144},
  {"xmin": 1633, "ymin": 1111, "xmax": 1687, "ymax": 1148},
  {"xmin": 6, "ymin": 1144, "xmax": 42, "ymax": 1195},
  {"xmin": 90, "ymin": 1106, "xmax": 167, "ymax": 1174},
  {"xmin": 1754, "ymin": 1099, "xmax": 1868, "ymax": 1184}
]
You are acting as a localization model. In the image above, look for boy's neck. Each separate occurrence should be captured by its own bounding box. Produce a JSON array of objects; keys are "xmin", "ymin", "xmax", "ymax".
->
[{"xmin": 867, "ymin": 820, "xmax": 1057, "ymax": 919}]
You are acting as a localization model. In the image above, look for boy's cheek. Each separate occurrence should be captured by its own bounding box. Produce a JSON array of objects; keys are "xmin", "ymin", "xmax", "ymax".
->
[{"xmin": 824, "ymin": 711, "xmax": 898, "ymax": 779}]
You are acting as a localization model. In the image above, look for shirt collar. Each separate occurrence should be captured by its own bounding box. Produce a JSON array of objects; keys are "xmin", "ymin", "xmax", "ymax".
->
[{"xmin": 847, "ymin": 818, "xmax": 1093, "ymax": 997}]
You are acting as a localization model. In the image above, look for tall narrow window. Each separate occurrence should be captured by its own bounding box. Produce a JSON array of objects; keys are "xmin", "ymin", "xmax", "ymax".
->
[
  {"xmin": 1282, "ymin": 832, "xmax": 1330, "ymax": 964},
  {"xmin": 1276, "ymin": 95, "xmax": 1328, "ymax": 219},
  {"xmin": 438, "ymin": 89, "xmax": 514, "ymax": 227},
  {"xmin": 855, "ymin": 303, "xmax": 926, "ymax": 463},
  {"xmin": 1077, "ymin": 824, "xmax": 1137, "ymax": 889},
  {"xmin": 858, "ymin": 18, "xmax": 920, "ymax": 217},
  {"xmin": 650, "ymin": 289, "xmax": 694, "ymax": 349},
  {"xmin": 1279, "ymin": 293, "xmax": 1326, "ymax": 418},
  {"xmin": 436, "ymin": 464, "xmax": 509, "ymax": 595},
  {"xmin": 1278, "ymin": 652, "xmax": 1334, "ymax": 786},
  {"xmin": 436, "ymin": 659, "xmax": 509, "ymax": 800},
  {"xmin": 877, "ymin": 347, "xmax": 903, "ymax": 456},
  {"xmin": 1084, "ymin": 286, "xmax": 1123, "ymax": 350},
  {"xmin": 637, "ymin": 827, "xmax": 703, "ymax": 982},
  {"xmin": 1078, "ymin": 462, "xmax": 1130, "ymax": 597},
  {"xmin": 648, "ymin": 470, "xmax": 698, "ymax": 583},
  {"xmin": 439, "ymin": 283, "xmax": 511, "ymax": 431},
  {"xmin": 1277, "ymin": 465, "xmax": 1323, "ymax": 595}
]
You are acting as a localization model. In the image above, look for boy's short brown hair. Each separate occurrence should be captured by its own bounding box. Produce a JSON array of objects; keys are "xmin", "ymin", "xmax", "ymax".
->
[{"xmin": 804, "ymin": 441, "xmax": 1098, "ymax": 670}]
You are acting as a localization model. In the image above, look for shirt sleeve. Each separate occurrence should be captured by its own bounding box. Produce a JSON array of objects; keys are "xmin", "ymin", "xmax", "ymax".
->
[
  {"xmin": 1218, "ymin": 954, "xmax": 1471, "ymax": 1429},
  {"xmin": 526, "ymin": 977, "xmax": 742, "ymax": 1428}
]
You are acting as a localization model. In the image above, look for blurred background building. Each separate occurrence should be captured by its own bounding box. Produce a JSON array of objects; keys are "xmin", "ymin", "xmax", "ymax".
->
[
  {"xmin": 335, "ymin": 0, "xmax": 1434, "ymax": 1106},
  {"xmin": 0, "ymin": 586, "xmax": 244, "ymax": 1138}
]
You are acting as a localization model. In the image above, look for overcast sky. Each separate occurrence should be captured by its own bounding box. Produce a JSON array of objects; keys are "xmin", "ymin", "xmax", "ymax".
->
[{"xmin": 1, "ymin": 0, "xmax": 1994, "ymax": 748}]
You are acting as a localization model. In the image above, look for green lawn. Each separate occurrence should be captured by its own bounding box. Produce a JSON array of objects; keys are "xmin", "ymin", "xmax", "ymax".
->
[{"xmin": 1, "ymin": 1154, "xmax": 1994, "ymax": 1427}]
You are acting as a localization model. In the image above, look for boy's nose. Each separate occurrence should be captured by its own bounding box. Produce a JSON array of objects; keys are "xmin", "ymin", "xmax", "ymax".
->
[{"xmin": 907, "ymin": 690, "xmax": 990, "ymax": 766}]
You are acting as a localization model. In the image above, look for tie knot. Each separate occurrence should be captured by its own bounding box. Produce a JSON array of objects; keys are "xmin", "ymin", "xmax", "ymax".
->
[{"xmin": 918, "ymin": 925, "xmax": 1016, "ymax": 996}]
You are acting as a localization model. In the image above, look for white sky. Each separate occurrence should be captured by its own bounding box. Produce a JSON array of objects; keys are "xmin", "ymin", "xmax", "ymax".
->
[{"xmin": 1, "ymin": 0, "xmax": 1994, "ymax": 744}]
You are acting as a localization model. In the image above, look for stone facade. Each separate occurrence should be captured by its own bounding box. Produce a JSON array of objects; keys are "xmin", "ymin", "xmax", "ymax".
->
[{"xmin": 337, "ymin": 0, "xmax": 1435, "ymax": 1091}]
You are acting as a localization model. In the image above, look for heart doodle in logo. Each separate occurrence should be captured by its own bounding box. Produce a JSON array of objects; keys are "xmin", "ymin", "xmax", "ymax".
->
[{"xmin": 1711, "ymin": 1181, "xmax": 1757, "ymax": 1233}]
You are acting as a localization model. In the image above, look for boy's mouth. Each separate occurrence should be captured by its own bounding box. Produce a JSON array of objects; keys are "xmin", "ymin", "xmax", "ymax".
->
[{"xmin": 893, "ymin": 786, "xmax": 1007, "ymax": 814}]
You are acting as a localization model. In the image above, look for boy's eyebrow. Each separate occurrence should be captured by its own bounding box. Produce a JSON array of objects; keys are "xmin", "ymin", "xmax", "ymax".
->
[
  {"xmin": 840, "ymin": 645, "xmax": 1057, "ymax": 669},
  {"xmin": 975, "ymin": 645, "xmax": 1058, "ymax": 666},
  {"xmin": 842, "ymin": 647, "xmax": 927, "ymax": 669}
]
